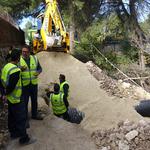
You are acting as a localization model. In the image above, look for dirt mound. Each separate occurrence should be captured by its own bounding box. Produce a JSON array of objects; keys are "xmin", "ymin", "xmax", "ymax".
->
[
  {"xmin": 6, "ymin": 52, "xmax": 144, "ymax": 150},
  {"xmin": 86, "ymin": 61, "xmax": 150, "ymax": 100},
  {"xmin": 37, "ymin": 52, "xmax": 142, "ymax": 131}
]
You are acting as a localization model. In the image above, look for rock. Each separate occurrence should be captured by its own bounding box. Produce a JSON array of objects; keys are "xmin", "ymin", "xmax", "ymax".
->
[
  {"xmin": 125, "ymin": 130, "xmax": 138, "ymax": 141},
  {"xmin": 101, "ymin": 147, "xmax": 108, "ymax": 150},
  {"xmin": 123, "ymin": 119, "xmax": 133, "ymax": 126},
  {"xmin": 109, "ymin": 133, "xmax": 116, "ymax": 141},
  {"xmin": 138, "ymin": 120, "xmax": 147, "ymax": 127},
  {"xmin": 121, "ymin": 82, "xmax": 131, "ymax": 89},
  {"xmin": 116, "ymin": 133, "xmax": 124, "ymax": 140},
  {"xmin": 134, "ymin": 137, "xmax": 139, "ymax": 145},
  {"xmin": 139, "ymin": 133, "xmax": 145, "ymax": 140},
  {"xmin": 110, "ymin": 141, "xmax": 116, "ymax": 148},
  {"xmin": 118, "ymin": 140, "xmax": 129, "ymax": 150}
]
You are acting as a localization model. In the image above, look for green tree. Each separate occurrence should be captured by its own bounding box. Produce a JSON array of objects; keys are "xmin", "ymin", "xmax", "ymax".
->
[
  {"xmin": 0, "ymin": 0, "xmax": 43, "ymax": 20},
  {"xmin": 101, "ymin": 0, "xmax": 150, "ymax": 70}
]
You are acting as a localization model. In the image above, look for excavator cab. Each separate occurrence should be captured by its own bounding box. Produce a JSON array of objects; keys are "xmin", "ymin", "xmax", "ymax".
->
[{"xmin": 32, "ymin": 0, "xmax": 70, "ymax": 54}]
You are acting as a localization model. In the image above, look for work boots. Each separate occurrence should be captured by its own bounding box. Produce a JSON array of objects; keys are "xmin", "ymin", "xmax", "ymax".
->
[{"xmin": 32, "ymin": 113, "xmax": 43, "ymax": 120}]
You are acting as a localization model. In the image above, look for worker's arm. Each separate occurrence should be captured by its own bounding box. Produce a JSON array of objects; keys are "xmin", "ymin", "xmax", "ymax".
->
[
  {"xmin": 63, "ymin": 95, "xmax": 69, "ymax": 108},
  {"xmin": 63, "ymin": 84, "xmax": 69, "ymax": 97},
  {"xmin": 42, "ymin": 91, "xmax": 54, "ymax": 106},
  {"xmin": 37, "ymin": 60, "xmax": 42, "ymax": 74},
  {"xmin": 5, "ymin": 71, "xmax": 20, "ymax": 95}
]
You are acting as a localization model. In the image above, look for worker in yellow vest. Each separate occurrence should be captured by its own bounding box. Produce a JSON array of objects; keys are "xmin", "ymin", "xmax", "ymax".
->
[
  {"xmin": 19, "ymin": 45, "xmax": 43, "ymax": 124},
  {"xmin": 1, "ymin": 49, "xmax": 35, "ymax": 145},
  {"xmin": 45, "ymin": 83, "xmax": 70, "ymax": 121},
  {"xmin": 59, "ymin": 74, "xmax": 69, "ymax": 99}
]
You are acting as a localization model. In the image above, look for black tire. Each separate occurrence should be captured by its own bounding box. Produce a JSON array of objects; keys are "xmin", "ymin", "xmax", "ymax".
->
[{"xmin": 135, "ymin": 100, "xmax": 150, "ymax": 117}]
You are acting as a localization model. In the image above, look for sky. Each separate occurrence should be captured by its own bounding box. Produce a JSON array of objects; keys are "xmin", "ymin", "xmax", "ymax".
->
[
  {"xmin": 19, "ymin": 0, "xmax": 149, "ymax": 29},
  {"xmin": 19, "ymin": 17, "xmax": 37, "ymax": 30}
]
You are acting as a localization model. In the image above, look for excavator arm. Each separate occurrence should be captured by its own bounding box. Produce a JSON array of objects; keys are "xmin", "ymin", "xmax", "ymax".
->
[{"xmin": 33, "ymin": 0, "xmax": 70, "ymax": 53}]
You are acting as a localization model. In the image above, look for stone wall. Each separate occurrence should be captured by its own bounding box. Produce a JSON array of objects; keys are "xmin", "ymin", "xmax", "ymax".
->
[{"xmin": 0, "ymin": 12, "xmax": 25, "ymax": 47}]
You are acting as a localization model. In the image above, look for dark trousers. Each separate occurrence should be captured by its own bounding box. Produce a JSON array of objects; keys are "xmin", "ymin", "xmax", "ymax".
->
[
  {"xmin": 55, "ymin": 111, "xmax": 70, "ymax": 121},
  {"xmin": 22, "ymin": 84, "xmax": 38, "ymax": 118},
  {"xmin": 8, "ymin": 101, "xmax": 28, "ymax": 138}
]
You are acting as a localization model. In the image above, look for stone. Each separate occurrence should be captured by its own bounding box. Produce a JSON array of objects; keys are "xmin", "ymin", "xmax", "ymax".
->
[
  {"xmin": 123, "ymin": 120, "xmax": 133, "ymax": 126},
  {"xmin": 138, "ymin": 120, "xmax": 147, "ymax": 127},
  {"xmin": 134, "ymin": 137, "xmax": 139, "ymax": 145},
  {"xmin": 101, "ymin": 147, "xmax": 108, "ymax": 150},
  {"xmin": 116, "ymin": 133, "xmax": 124, "ymax": 140},
  {"xmin": 109, "ymin": 133, "xmax": 116, "ymax": 141},
  {"xmin": 118, "ymin": 141, "xmax": 129, "ymax": 150},
  {"xmin": 125, "ymin": 130, "xmax": 138, "ymax": 141}
]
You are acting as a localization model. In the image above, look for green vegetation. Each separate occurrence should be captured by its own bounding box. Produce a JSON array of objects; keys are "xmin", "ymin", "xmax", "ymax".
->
[
  {"xmin": 74, "ymin": 14, "xmax": 139, "ymax": 72},
  {"xmin": 0, "ymin": 0, "xmax": 150, "ymax": 71}
]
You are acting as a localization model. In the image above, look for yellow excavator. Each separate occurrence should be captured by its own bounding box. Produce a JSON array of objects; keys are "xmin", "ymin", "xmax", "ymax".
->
[{"xmin": 32, "ymin": 0, "xmax": 70, "ymax": 53}]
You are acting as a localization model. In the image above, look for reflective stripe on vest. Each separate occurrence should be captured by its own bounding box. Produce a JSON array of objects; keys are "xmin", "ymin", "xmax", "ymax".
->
[
  {"xmin": 1, "ymin": 63, "xmax": 22, "ymax": 104},
  {"xmin": 50, "ymin": 93, "xmax": 67, "ymax": 115},
  {"xmin": 19, "ymin": 55, "xmax": 38, "ymax": 86},
  {"xmin": 60, "ymin": 81, "xmax": 69, "ymax": 98}
]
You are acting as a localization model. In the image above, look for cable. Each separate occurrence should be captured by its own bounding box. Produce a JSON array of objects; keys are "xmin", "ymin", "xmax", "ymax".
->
[{"xmin": 91, "ymin": 44, "xmax": 141, "ymax": 87}]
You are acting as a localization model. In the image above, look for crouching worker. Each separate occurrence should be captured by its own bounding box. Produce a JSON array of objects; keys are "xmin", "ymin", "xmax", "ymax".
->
[
  {"xmin": 43, "ymin": 83, "xmax": 85, "ymax": 124},
  {"xmin": 45, "ymin": 83, "xmax": 70, "ymax": 121}
]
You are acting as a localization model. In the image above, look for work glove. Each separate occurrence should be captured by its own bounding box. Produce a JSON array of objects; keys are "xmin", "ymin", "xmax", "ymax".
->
[
  {"xmin": 33, "ymin": 72, "xmax": 39, "ymax": 76},
  {"xmin": 20, "ymin": 65, "xmax": 27, "ymax": 71}
]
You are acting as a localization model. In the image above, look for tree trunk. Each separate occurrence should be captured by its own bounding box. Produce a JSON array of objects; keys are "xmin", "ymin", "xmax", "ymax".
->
[
  {"xmin": 130, "ymin": 22, "xmax": 147, "ymax": 71},
  {"xmin": 114, "ymin": 0, "xmax": 147, "ymax": 70},
  {"xmin": 69, "ymin": 0, "xmax": 75, "ymax": 54},
  {"xmin": 139, "ymin": 48, "xmax": 145, "ymax": 70},
  {"xmin": 70, "ymin": 23, "xmax": 75, "ymax": 54}
]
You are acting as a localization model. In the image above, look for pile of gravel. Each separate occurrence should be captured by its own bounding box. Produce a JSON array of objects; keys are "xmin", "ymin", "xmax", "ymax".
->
[
  {"xmin": 86, "ymin": 61, "xmax": 120, "ymax": 96},
  {"xmin": 86, "ymin": 61, "xmax": 150, "ymax": 100},
  {"xmin": 91, "ymin": 120, "xmax": 150, "ymax": 150}
]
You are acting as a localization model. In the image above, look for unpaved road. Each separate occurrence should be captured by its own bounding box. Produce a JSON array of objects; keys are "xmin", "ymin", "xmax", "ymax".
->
[{"xmin": 6, "ymin": 52, "xmax": 143, "ymax": 150}]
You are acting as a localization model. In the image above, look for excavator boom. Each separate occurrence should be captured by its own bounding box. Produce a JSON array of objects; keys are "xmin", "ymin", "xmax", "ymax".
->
[{"xmin": 32, "ymin": 0, "xmax": 70, "ymax": 53}]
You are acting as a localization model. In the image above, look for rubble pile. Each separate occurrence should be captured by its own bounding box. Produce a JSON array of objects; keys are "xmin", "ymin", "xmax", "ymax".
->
[
  {"xmin": 86, "ymin": 61, "xmax": 150, "ymax": 100},
  {"xmin": 86, "ymin": 61, "xmax": 120, "ymax": 97},
  {"xmin": 92, "ymin": 120, "xmax": 150, "ymax": 150},
  {"xmin": 113, "ymin": 66, "xmax": 150, "ymax": 93}
]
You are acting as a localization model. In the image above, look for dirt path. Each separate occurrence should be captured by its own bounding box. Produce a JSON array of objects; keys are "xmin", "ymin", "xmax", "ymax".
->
[
  {"xmin": 6, "ymin": 52, "xmax": 143, "ymax": 150},
  {"xmin": 7, "ymin": 114, "xmax": 96, "ymax": 150}
]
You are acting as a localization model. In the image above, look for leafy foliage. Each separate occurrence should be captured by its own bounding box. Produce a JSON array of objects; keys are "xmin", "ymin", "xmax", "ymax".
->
[
  {"xmin": 74, "ymin": 14, "xmax": 138, "ymax": 72},
  {"xmin": 141, "ymin": 14, "xmax": 150, "ymax": 34},
  {"xmin": 0, "ymin": 0, "xmax": 43, "ymax": 20}
]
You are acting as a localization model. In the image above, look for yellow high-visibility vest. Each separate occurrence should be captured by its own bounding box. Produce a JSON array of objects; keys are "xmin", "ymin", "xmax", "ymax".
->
[
  {"xmin": 60, "ymin": 81, "xmax": 69, "ymax": 98},
  {"xmin": 19, "ymin": 55, "xmax": 38, "ymax": 86},
  {"xmin": 50, "ymin": 93, "xmax": 67, "ymax": 115},
  {"xmin": 1, "ymin": 63, "xmax": 22, "ymax": 104}
]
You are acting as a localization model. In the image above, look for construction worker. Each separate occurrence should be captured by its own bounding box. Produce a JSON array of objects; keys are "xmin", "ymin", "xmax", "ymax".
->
[
  {"xmin": 59, "ymin": 74, "xmax": 69, "ymax": 99},
  {"xmin": 1, "ymin": 49, "xmax": 35, "ymax": 145},
  {"xmin": 19, "ymin": 45, "xmax": 43, "ymax": 122},
  {"xmin": 45, "ymin": 83, "xmax": 70, "ymax": 121}
]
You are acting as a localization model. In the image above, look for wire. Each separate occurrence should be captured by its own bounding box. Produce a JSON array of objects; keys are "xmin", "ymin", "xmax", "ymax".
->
[{"xmin": 91, "ymin": 44, "xmax": 141, "ymax": 87}]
